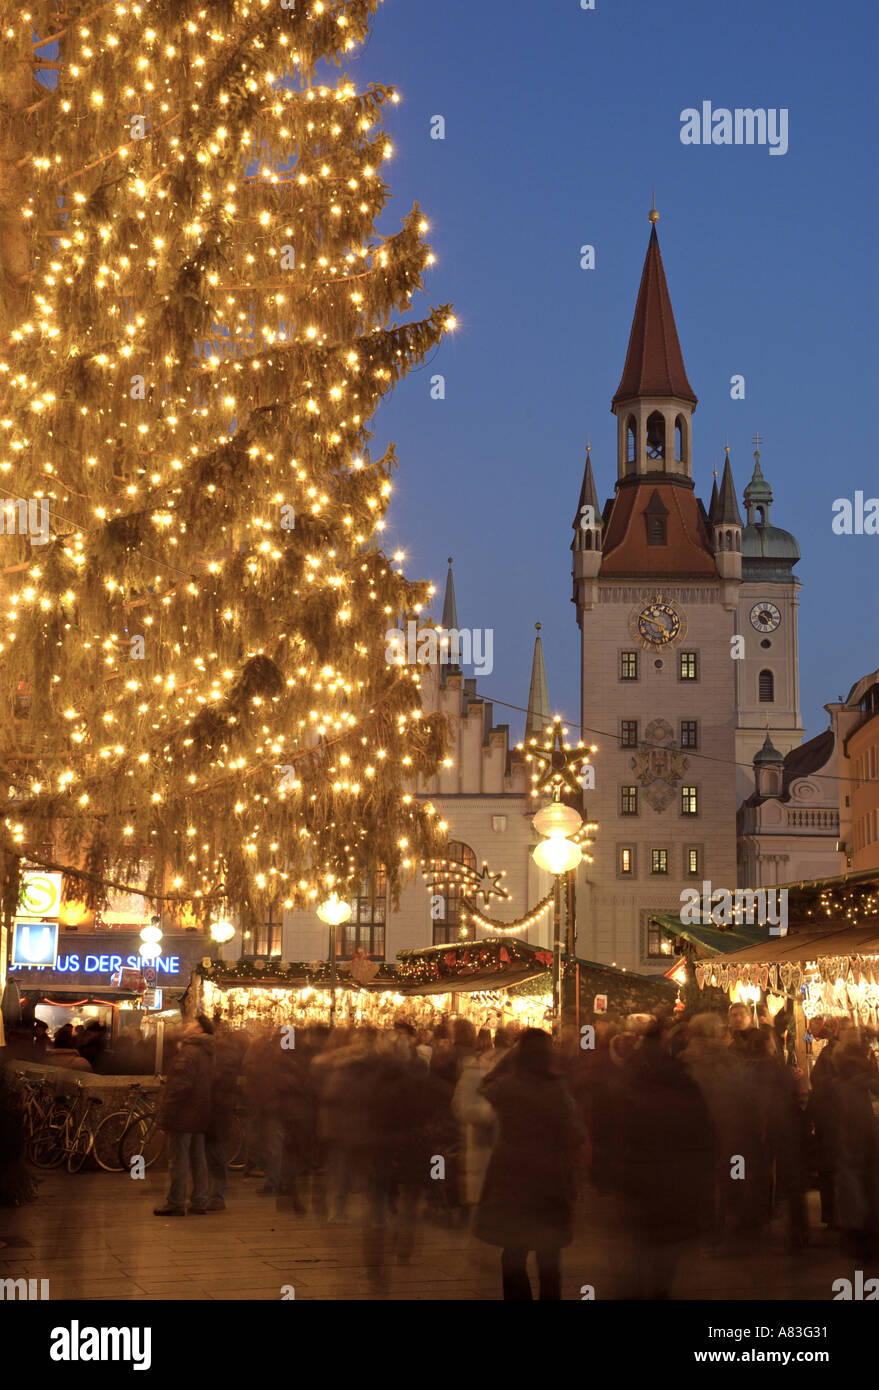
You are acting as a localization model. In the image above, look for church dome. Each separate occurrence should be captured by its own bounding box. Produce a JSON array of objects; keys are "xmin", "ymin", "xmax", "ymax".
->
[{"xmin": 742, "ymin": 523, "xmax": 800, "ymax": 562}]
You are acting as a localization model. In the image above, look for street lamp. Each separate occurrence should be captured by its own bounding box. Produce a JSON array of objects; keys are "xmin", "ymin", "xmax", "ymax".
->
[
  {"xmin": 531, "ymin": 799, "xmax": 583, "ymax": 1035},
  {"xmin": 316, "ymin": 894, "xmax": 352, "ymax": 1028}
]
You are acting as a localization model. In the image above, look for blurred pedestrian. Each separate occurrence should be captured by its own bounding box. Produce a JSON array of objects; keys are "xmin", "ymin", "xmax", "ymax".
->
[
  {"xmin": 154, "ymin": 1015, "xmax": 215, "ymax": 1217},
  {"xmin": 474, "ymin": 1029, "xmax": 584, "ymax": 1300}
]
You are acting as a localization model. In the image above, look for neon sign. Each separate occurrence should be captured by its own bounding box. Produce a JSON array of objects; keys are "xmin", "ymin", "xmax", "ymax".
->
[{"xmin": 10, "ymin": 954, "xmax": 182, "ymax": 977}]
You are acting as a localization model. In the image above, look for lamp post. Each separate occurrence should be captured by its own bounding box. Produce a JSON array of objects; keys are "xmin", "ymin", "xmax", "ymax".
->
[
  {"xmin": 316, "ymin": 894, "xmax": 352, "ymax": 1028},
  {"xmin": 531, "ymin": 798, "xmax": 584, "ymax": 1035}
]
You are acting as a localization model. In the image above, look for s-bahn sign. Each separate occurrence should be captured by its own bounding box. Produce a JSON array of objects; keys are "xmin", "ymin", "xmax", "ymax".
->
[{"xmin": 17, "ymin": 870, "xmax": 63, "ymax": 920}]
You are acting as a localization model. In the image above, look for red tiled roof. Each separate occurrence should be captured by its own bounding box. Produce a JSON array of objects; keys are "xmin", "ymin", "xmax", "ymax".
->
[
  {"xmin": 612, "ymin": 227, "xmax": 697, "ymax": 407},
  {"xmin": 599, "ymin": 479, "xmax": 715, "ymax": 577}
]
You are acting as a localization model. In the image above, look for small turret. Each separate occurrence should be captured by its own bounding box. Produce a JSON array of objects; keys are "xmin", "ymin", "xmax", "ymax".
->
[
  {"xmin": 753, "ymin": 730, "xmax": 784, "ymax": 798},
  {"xmin": 572, "ymin": 445, "xmax": 602, "ymax": 592},
  {"xmin": 712, "ymin": 447, "xmax": 743, "ymax": 580}
]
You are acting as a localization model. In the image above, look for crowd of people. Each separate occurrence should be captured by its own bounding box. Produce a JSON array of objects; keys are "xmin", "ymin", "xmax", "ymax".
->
[
  {"xmin": 5, "ymin": 1012, "xmax": 111, "ymax": 1073},
  {"xmin": 150, "ymin": 1002, "xmax": 879, "ymax": 1299}
]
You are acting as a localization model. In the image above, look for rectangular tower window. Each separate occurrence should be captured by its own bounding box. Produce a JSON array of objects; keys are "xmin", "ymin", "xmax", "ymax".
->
[
  {"xmin": 620, "ymin": 651, "xmax": 639, "ymax": 681},
  {"xmin": 621, "ymin": 785, "xmax": 638, "ymax": 815},
  {"xmin": 621, "ymin": 720, "xmax": 639, "ymax": 747},
  {"xmin": 619, "ymin": 846, "xmax": 634, "ymax": 876},
  {"xmin": 651, "ymin": 849, "xmax": 669, "ymax": 874},
  {"xmin": 680, "ymin": 720, "xmax": 698, "ymax": 748},
  {"xmin": 686, "ymin": 847, "xmax": 700, "ymax": 876},
  {"xmin": 679, "ymin": 651, "xmax": 698, "ymax": 681},
  {"xmin": 681, "ymin": 785, "xmax": 698, "ymax": 816}
]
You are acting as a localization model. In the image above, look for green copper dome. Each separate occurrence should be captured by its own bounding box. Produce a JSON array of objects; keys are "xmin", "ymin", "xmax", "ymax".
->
[
  {"xmin": 753, "ymin": 732, "xmax": 784, "ymax": 765},
  {"xmin": 741, "ymin": 451, "xmax": 800, "ymax": 575},
  {"xmin": 742, "ymin": 523, "xmax": 801, "ymax": 562},
  {"xmin": 743, "ymin": 456, "xmax": 772, "ymax": 502}
]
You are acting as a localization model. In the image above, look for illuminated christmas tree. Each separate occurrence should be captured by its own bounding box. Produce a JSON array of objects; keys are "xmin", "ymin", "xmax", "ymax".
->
[{"xmin": 0, "ymin": 0, "xmax": 453, "ymax": 936}]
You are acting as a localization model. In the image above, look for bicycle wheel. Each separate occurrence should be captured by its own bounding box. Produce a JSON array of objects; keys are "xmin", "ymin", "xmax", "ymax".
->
[
  {"xmin": 121, "ymin": 1116, "xmax": 165, "ymax": 1170},
  {"xmin": 92, "ymin": 1110, "xmax": 131, "ymax": 1173},
  {"xmin": 29, "ymin": 1124, "xmax": 68, "ymax": 1169},
  {"xmin": 67, "ymin": 1123, "xmax": 93, "ymax": 1173}
]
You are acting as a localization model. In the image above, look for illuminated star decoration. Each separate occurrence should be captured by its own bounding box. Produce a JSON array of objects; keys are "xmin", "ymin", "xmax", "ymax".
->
[
  {"xmin": 422, "ymin": 855, "xmax": 510, "ymax": 907},
  {"xmin": 518, "ymin": 716, "xmax": 592, "ymax": 798}
]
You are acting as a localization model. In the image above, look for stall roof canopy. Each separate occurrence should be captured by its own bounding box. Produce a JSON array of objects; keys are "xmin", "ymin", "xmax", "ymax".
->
[
  {"xmin": 700, "ymin": 924, "xmax": 879, "ymax": 966},
  {"xmin": 651, "ymin": 868, "xmax": 879, "ymax": 961},
  {"xmin": 650, "ymin": 914, "xmax": 771, "ymax": 956}
]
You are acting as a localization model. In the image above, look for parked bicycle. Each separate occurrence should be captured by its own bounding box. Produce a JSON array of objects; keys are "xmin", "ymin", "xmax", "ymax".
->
[
  {"xmin": 28, "ymin": 1079, "xmax": 105, "ymax": 1173},
  {"xmin": 92, "ymin": 1082, "xmax": 166, "ymax": 1172}
]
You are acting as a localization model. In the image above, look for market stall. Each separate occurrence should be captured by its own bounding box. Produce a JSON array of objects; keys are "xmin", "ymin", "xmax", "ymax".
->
[
  {"xmin": 651, "ymin": 869, "xmax": 879, "ymax": 1076},
  {"xmin": 193, "ymin": 938, "xmax": 555, "ymax": 1033}
]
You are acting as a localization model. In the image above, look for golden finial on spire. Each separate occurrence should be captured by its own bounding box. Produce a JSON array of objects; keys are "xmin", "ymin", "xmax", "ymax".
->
[
  {"xmin": 648, "ymin": 189, "xmax": 659, "ymax": 224},
  {"xmin": 713, "ymin": 458, "xmax": 718, "ymax": 480}
]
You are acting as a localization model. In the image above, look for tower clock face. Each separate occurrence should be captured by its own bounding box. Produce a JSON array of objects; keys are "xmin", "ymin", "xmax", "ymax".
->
[
  {"xmin": 750, "ymin": 601, "xmax": 781, "ymax": 633},
  {"xmin": 630, "ymin": 598, "xmax": 685, "ymax": 648}
]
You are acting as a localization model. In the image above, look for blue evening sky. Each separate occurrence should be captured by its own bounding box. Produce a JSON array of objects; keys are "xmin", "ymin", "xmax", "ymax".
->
[{"xmin": 355, "ymin": 0, "xmax": 878, "ymax": 745}]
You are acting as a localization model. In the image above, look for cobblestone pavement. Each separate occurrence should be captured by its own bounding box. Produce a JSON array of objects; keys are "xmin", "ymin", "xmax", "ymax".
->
[{"xmin": 0, "ymin": 1170, "xmax": 873, "ymax": 1301}]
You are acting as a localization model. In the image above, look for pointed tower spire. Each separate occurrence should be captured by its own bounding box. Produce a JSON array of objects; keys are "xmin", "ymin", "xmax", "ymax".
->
[
  {"xmin": 573, "ymin": 443, "xmax": 601, "ymax": 527},
  {"xmin": 572, "ymin": 444, "xmax": 603, "ymax": 600},
  {"xmin": 612, "ymin": 218, "xmax": 697, "ymax": 409},
  {"xmin": 708, "ymin": 462, "xmax": 719, "ymax": 524},
  {"xmin": 525, "ymin": 623, "xmax": 552, "ymax": 740},
  {"xmin": 441, "ymin": 556, "xmax": 458, "ymax": 631},
  {"xmin": 715, "ymin": 448, "xmax": 743, "ymax": 526}
]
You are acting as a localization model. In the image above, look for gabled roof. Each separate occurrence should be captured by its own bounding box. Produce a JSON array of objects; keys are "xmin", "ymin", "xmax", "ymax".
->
[
  {"xmin": 612, "ymin": 226, "xmax": 697, "ymax": 407},
  {"xmin": 599, "ymin": 479, "xmax": 715, "ymax": 577}
]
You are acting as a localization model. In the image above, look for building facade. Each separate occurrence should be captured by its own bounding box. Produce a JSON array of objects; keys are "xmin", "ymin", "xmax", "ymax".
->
[
  {"xmin": 573, "ymin": 216, "xmax": 804, "ymax": 972},
  {"xmin": 826, "ymin": 669, "xmax": 879, "ymax": 872},
  {"xmin": 737, "ymin": 729, "xmax": 840, "ymax": 886}
]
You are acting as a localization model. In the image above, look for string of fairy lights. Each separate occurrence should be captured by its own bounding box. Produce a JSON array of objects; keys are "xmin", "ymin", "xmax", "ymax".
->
[{"xmin": 0, "ymin": 0, "xmax": 458, "ymax": 926}]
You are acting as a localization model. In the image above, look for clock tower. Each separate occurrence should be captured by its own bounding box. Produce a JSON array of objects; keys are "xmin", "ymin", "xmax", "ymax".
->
[
  {"xmin": 734, "ymin": 444, "xmax": 804, "ymax": 800},
  {"xmin": 573, "ymin": 210, "xmax": 740, "ymax": 972}
]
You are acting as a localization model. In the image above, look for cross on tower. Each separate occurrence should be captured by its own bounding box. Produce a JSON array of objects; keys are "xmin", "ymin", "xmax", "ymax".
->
[{"xmin": 752, "ymin": 430, "xmax": 763, "ymax": 454}]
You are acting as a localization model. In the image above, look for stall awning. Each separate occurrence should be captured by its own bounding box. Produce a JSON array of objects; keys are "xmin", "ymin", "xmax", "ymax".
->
[
  {"xmin": 699, "ymin": 923, "xmax": 879, "ymax": 966},
  {"xmin": 650, "ymin": 913, "xmax": 771, "ymax": 956}
]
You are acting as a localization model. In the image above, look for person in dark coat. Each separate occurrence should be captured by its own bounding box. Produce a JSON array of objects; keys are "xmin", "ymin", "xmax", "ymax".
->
[
  {"xmin": 205, "ymin": 1028, "xmax": 246, "ymax": 1211},
  {"xmin": 826, "ymin": 1037, "xmax": 879, "ymax": 1259},
  {"xmin": 613, "ymin": 1024, "xmax": 715, "ymax": 1297},
  {"xmin": 76, "ymin": 1020, "xmax": 108, "ymax": 1072},
  {"xmin": 154, "ymin": 1015, "xmax": 215, "ymax": 1216},
  {"xmin": 474, "ymin": 1029, "xmax": 584, "ymax": 1300}
]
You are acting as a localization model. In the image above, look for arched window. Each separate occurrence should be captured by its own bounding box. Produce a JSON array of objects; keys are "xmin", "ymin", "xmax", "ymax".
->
[
  {"xmin": 756, "ymin": 505, "xmax": 766, "ymax": 525},
  {"xmin": 674, "ymin": 416, "xmax": 685, "ymax": 463},
  {"xmin": 735, "ymin": 533, "xmax": 741, "ymax": 551},
  {"xmin": 584, "ymin": 530, "xmax": 593, "ymax": 550},
  {"xmin": 645, "ymin": 411, "xmax": 665, "ymax": 461},
  {"xmin": 725, "ymin": 530, "xmax": 732, "ymax": 550},
  {"xmin": 759, "ymin": 669, "xmax": 775, "ymax": 703},
  {"xmin": 433, "ymin": 840, "xmax": 477, "ymax": 944},
  {"xmin": 338, "ymin": 865, "xmax": 387, "ymax": 960},
  {"xmin": 626, "ymin": 417, "xmax": 637, "ymax": 465}
]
